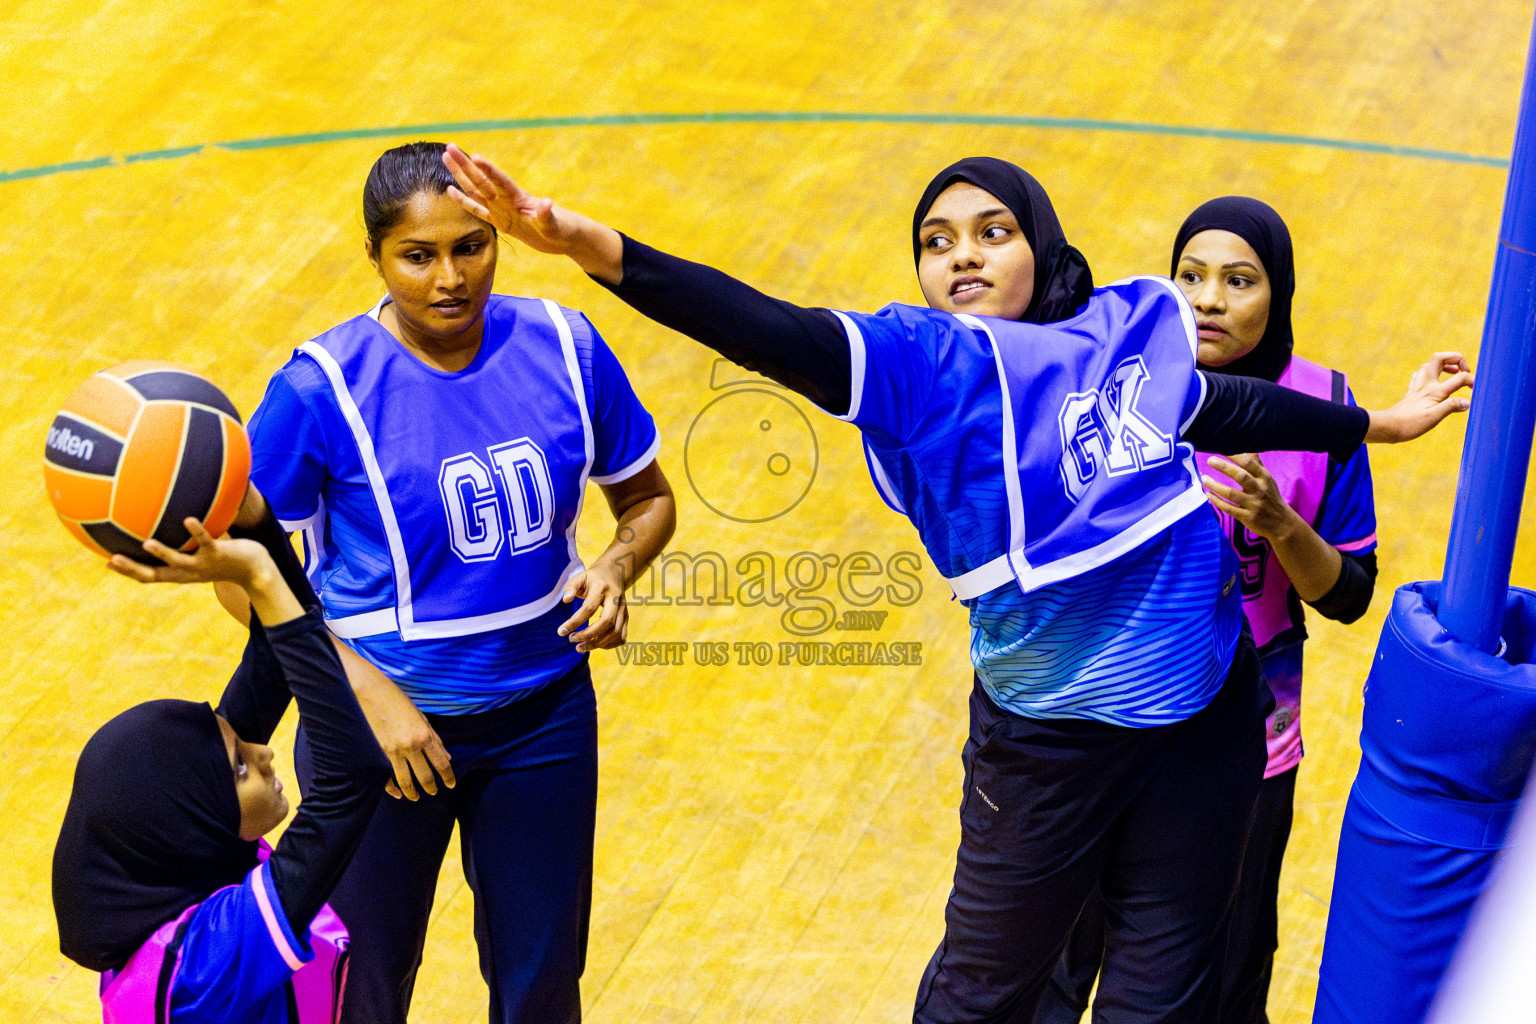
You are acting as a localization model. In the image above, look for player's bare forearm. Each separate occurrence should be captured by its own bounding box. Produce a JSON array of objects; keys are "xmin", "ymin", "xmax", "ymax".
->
[
  {"xmin": 1264, "ymin": 510, "xmax": 1345, "ymax": 604},
  {"xmin": 564, "ymin": 215, "xmax": 625, "ymax": 286},
  {"xmin": 243, "ymin": 559, "xmax": 306, "ymax": 627},
  {"xmin": 594, "ymin": 460, "xmax": 677, "ymax": 588}
]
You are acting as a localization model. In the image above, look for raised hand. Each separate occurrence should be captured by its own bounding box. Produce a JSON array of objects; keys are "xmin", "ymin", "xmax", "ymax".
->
[
  {"xmin": 108, "ymin": 516, "xmax": 305, "ymax": 627},
  {"xmin": 1365, "ymin": 351, "xmax": 1474, "ymax": 443},
  {"xmin": 441, "ymin": 144, "xmax": 624, "ymax": 282},
  {"xmin": 109, "ymin": 517, "xmax": 273, "ymax": 589}
]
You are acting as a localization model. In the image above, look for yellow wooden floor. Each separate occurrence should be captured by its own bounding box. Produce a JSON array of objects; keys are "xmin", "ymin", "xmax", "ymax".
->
[{"xmin": 3, "ymin": 1, "xmax": 1534, "ymax": 1020}]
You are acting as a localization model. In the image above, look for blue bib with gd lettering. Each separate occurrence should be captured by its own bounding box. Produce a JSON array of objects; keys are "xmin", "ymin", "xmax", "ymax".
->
[{"xmin": 294, "ymin": 296, "xmax": 598, "ymax": 642}]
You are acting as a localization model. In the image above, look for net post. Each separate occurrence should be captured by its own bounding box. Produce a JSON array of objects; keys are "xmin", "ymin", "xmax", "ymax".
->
[{"xmin": 1440, "ymin": 10, "xmax": 1536, "ymax": 652}]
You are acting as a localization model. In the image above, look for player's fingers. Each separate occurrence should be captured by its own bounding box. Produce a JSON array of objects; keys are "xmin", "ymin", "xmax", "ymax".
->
[
  {"xmin": 446, "ymin": 184, "xmax": 493, "ymax": 222},
  {"xmin": 559, "ymin": 588, "xmax": 604, "ymax": 637},
  {"xmin": 459, "ymin": 149, "xmax": 499, "ymax": 191},
  {"xmin": 573, "ymin": 594, "xmax": 620, "ymax": 648},
  {"xmin": 385, "ymin": 779, "xmax": 403, "ymax": 800},
  {"xmin": 563, "ymin": 572, "xmax": 587, "ymax": 604},
  {"xmin": 423, "ymin": 734, "xmax": 456, "ymax": 790},
  {"xmin": 473, "ymin": 154, "xmax": 525, "ymax": 201},
  {"xmin": 404, "ymin": 747, "xmax": 439, "ymax": 797},
  {"xmin": 1409, "ymin": 359, "xmax": 1436, "ymax": 391},
  {"xmin": 1413, "ymin": 354, "xmax": 1470, "ymax": 391},
  {"xmin": 1204, "ymin": 491, "xmax": 1243, "ymax": 516},
  {"xmin": 587, "ymin": 603, "xmax": 629, "ymax": 650},
  {"xmin": 1200, "ymin": 475, "xmax": 1246, "ymax": 504},
  {"xmin": 1232, "ymin": 452, "xmax": 1267, "ymax": 475},
  {"xmin": 140, "ymin": 537, "xmax": 178, "ymax": 561},
  {"xmin": 444, "ymin": 144, "xmax": 493, "ymax": 194},
  {"xmin": 139, "ymin": 538, "xmax": 199, "ymax": 575},
  {"xmin": 1428, "ymin": 370, "xmax": 1475, "ymax": 399},
  {"xmin": 183, "ymin": 517, "xmax": 214, "ymax": 548},
  {"xmin": 1430, "ymin": 351, "xmax": 1468, "ymax": 373},
  {"xmin": 1205, "ymin": 458, "xmax": 1251, "ymax": 489},
  {"xmin": 442, "ymin": 142, "xmax": 471, "ymax": 171},
  {"xmin": 444, "ymin": 174, "xmax": 490, "ymax": 207},
  {"xmin": 1428, "ymin": 395, "xmax": 1473, "ymax": 424},
  {"xmin": 389, "ymin": 754, "xmax": 419, "ymax": 801},
  {"xmin": 107, "ymin": 555, "xmax": 159, "ymax": 582}
]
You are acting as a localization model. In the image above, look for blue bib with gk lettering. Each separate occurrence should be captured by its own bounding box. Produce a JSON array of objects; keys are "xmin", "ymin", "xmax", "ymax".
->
[
  {"xmin": 957, "ymin": 276, "xmax": 1207, "ymax": 594},
  {"xmin": 841, "ymin": 280, "xmax": 1238, "ymax": 726},
  {"xmin": 853, "ymin": 277, "xmax": 1207, "ymax": 599}
]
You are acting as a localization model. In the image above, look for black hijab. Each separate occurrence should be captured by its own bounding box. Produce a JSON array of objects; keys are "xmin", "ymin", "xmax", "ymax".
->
[
  {"xmin": 52, "ymin": 699, "xmax": 258, "ymax": 972},
  {"xmin": 1171, "ymin": 196, "xmax": 1296, "ymax": 382},
  {"xmin": 912, "ymin": 156, "xmax": 1095, "ymax": 324}
]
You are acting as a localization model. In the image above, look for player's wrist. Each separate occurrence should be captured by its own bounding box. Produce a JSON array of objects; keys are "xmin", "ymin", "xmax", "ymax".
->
[
  {"xmin": 1364, "ymin": 408, "xmax": 1406, "ymax": 444},
  {"xmin": 1264, "ymin": 507, "xmax": 1305, "ymax": 546},
  {"xmin": 238, "ymin": 552, "xmax": 283, "ymax": 598},
  {"xmin": 567, "ymin": 219, "xmax": 624, "ymax": 285}
]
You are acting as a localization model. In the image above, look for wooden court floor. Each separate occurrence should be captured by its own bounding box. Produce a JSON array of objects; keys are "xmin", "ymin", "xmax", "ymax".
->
[{"xmin": 3, "ymin": 1, "xmax": 1534, "ymax": 1020}]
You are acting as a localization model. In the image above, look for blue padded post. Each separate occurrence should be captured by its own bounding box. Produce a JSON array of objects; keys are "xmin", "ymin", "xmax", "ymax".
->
[{"xmin": 1314, "ymin": 583, "xmax": 1536, "ymax": 1023}]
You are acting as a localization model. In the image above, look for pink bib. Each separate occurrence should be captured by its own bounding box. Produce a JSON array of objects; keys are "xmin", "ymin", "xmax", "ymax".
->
[
  {"xmin": 99, "ymin": 842, "xmax": 348, "ymax": 1024},
  {"xmin": 1196, "ymin": 355, "xmax": 1338, "ymax": 649}
]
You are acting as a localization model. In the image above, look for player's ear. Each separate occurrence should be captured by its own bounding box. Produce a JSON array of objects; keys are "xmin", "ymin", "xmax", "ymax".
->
[{"xmin": 365, "ymin": 238, "xmax": 381, "ymax": 276}]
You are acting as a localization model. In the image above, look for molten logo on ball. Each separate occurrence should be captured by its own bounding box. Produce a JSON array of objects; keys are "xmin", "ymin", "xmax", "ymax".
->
[{"xmin": 47, "ymin": 424, "xmax": 97, "ymax": 463}]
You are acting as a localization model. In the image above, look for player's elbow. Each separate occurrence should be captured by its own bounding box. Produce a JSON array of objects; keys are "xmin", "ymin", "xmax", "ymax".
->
[{"xmin": 1307, "ymin": 552, "xmax": 1377, "ymax": 624}]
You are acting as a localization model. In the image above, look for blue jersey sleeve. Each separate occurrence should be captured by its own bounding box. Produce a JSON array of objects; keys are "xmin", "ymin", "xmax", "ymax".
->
[
  {"xmin": 248, "ymin": 364, "xmax": 330, "ymax": 527},
  {"xmin": 583, "ymin": 317, "xmax": 661, "ymax": 484},
  {"xmin": 1315, "ymin": 387, "xmax": 1378, "ymax": 555},
  {"xmin": 835, "ymin": 304, "xmax": 941, "ymax": 446},
  {"xmin": 170, "ymin": 862, "xmax": 313, "ymax": 1023}
]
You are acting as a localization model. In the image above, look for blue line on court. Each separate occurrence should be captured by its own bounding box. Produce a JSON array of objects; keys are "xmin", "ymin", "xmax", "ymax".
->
[
  {"xmin": 123, "ymin": 145, "xmax": 206, "ymax": 164},
  {"xmin": 0, "ymin": 111, "xmax": 1511, "ymax": 183}
]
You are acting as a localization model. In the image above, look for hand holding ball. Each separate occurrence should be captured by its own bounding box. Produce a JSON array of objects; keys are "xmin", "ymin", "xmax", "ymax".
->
[{"xmin": 44, "ymin": 362, "xmax": 250, "ymax": 562}]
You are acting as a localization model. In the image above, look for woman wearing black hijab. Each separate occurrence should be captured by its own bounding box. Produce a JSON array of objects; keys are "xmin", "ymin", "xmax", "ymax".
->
[
  {"xmin": 53, "ymin": 493, "xmax": 390, "ymax": 1020},
  {"xmin": 1035, "ymin": 197, "xmax": 1381, "ymax": 1024},
  {"xmin": 438, "ymin": 148, "xmax": 1469, "ymax": 1023}
]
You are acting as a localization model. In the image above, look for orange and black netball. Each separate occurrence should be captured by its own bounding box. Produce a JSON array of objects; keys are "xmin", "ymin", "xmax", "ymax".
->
[{"xmin": 44, "ymin": 362, "xmax": 250, "ymax": 562}]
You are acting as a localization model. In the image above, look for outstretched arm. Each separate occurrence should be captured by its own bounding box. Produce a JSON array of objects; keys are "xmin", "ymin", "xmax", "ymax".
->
[
  {"xmin": 109, "ymin": 498, "xmax": 389, "ymax": 937},
  {"xmin": 442, "ymin": 146, "xmax": 856, "ymax": 414},
  {"xmin": 1190, "ymin": 353, "xmax": 1472, "ymax": 460}
]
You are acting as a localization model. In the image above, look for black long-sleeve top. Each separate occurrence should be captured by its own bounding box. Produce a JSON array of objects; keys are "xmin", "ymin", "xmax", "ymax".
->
[
  {"xmin": 600, "ymin": 236, "xmax": 1375, "ymax": 617},
  {"xmin": 219, "ymin": 514, "xmax": 390, "ymax": 935}
]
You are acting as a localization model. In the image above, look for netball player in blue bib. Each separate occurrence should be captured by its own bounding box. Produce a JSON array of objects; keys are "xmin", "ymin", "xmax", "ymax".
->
[
  {"xmin": 52, "ymin": 493, "xmax": 391, "ymax": 1023},
  {"xmin": 440, "ymin": 147, "xmax": 1469, "ymax": 1023},
  {"xmin": 245, "ymin": 142, "xmax": 675, "ymax": 1024},
  {"xmin": 1035, "ymin": 197, "xmax": 1384, "ymax": 1024}
]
